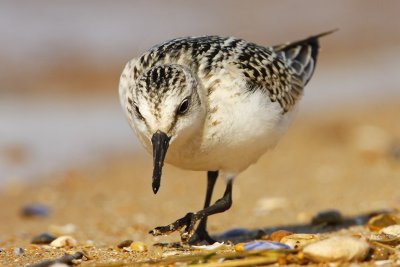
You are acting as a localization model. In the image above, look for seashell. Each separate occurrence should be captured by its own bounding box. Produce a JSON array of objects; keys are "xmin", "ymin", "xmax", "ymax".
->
[
  {"xmin": 50, "ymin": 236, "xmax": 77, "ymax": 248},
  {"xmin": 129, "ymin": 241, "xmax": 147, "ymax": 252},
  {"xmin": 270, "ymin": 230, "xmax": 293, "ymax": 242},
  {"xmin": 281, "ymin": 234, "xmax": 320, "ymax": 249},
  {"xmin": 379, "ymin": 224, "xmax": 400, "ymax": 237},
  {"xmin": 192, "ymin": 242, "xmax": 227, "ymax": 251},
  {"xmin": 235, "ymin": 241, "xmax": 290, "ymax": 251},
  {"xmin": 367, "ymin": 214, "xmax": 400, "ymax": 231},
  {"xmin": 303, "ymin": 236, "xmax": 369, "ymax": 262}
]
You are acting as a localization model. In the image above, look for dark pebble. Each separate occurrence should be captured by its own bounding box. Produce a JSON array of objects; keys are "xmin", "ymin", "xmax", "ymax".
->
[
  {"xmin": 31, "ymin": 233, "xmax": 56, "ymax": 244},
  {"xmin": 117, "ymin": 239, "xmax": 133, "ymax": 248},
  {"xmin": 21, "ymin": 204, "xmax": 50, "ymax": 218},
  {"xmin": 311, "ymin": 209, "xmax": 343, "ymax": 226},
  {"xmin": 219, "ymin": 228, "xmax": 253, "ymax": 239}
]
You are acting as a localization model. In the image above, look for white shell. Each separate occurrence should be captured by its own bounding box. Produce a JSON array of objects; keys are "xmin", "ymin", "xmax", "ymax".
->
[
  {"xmin": 379, "ymin": 224, "xmax": 400, "ymax": 237},
  {"xmin": 50, "ymin": 235, "xmax": 77, "ymax": 248},
  {"xmin": 303, "ymin": 236, "xmax": 369, "ymax": 262},
  {"xmin": 280, "ymin": 234, "xmax": 320, "ymax": 249}
]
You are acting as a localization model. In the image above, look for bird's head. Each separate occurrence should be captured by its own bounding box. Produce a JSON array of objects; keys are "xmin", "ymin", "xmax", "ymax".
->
[{"xmin": 124, "ymin": 64, "xmax": 206, "ymax": 194}]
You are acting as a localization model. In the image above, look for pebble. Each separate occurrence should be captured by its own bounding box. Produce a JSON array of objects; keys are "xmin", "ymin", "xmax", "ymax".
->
[
  {"xmin": 13, "ymin": 247, "xmax": 24, "ymax": 256},
  {"xmin": 31, "ymin": 232, "xmax": 56, "ymax": 244},
  {"xmin": 270, "ymin": 230, "xmax": 293, "ymax": 242},
  {"xmin": 219, "ymin": 228, "xmax": 253, "ymax": 239},
  {"xmin": 368, "ymin": 214, "xmax": 400, "ymax": 231},
  {"xmin": 21, "ymin": 204, "xmax": 50, "ymax": 218},
  {"xmin": 311, "ymin": 210, "xmax": 343, "ymax": 226},
  {"xmin": 280, "ymin": 234, "xmax": 320, "ymax": 249},
  {"xmin": 235, "ymin": 241, "xmax": 290, "ymax": 251},
  {"xmin": 303, "ymin": 236, "xmax": 369, "ymax": 262},
  {"xmin": 117, "ymin": 239, "xmax": 133, "ymax": 248},
  {"xmin": 50, "ymin": 236, "xmax": 77, "ymax": 248},
  {"xmin": 129, "ymin": 241, "xmax": 147, "ymax": 252},
  {"xmin": 379, "ymin": 224, "xmax": 400, "ymax": 237}
]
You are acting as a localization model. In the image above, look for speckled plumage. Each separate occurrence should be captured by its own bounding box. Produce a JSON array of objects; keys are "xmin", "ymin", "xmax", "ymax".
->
[{"xmin": 119, "ymin": 31, "xmax": 334, "ymax": 243}]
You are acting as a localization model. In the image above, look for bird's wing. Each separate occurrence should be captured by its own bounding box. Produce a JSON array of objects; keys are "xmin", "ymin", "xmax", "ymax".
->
[{"xmin": 232, "ymin": 30, "xmax": 335, "ymax": 113}]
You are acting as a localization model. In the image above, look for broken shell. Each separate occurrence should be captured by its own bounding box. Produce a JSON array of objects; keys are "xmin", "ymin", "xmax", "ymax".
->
[
  {"xmin": 368, "ymin": 214, "xmax": 400, "ymax": 231},
  {"xmin": 31, "ymin": 232, "xmax": 56, "ymax": 244},
  {"xmin": 379, "ymin": 225, "xmax": 400, "ymax": 237},
  {"xmin": 235, "ymin": 241, "xmax": 290, "ymax": 251},
  {"xmin": 270, "ymin": 230, "xmax": 293, "ymax": 242},
  {"xmin": 281, "ymin": 234, "xmax": 320, "ymax": 249},
  {"xmin": 129, "ymin": 241, "xmax": 147, "ymax": 252},
  {"xmin": 303, "ymin": 236, "xmax": 369, "ymax": 262},
  {"xmin": 50, "ymin": 236, "xmax": 77, "ymax": 248},
  {"xmin": 192, "ymin": 242, "xmax": 227, "ymax": 251}
]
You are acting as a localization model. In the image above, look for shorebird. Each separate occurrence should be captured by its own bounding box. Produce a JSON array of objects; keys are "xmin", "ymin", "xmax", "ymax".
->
[{"xmin": 119, "ymin": 31, "xmax": 334, "ymax": 244}]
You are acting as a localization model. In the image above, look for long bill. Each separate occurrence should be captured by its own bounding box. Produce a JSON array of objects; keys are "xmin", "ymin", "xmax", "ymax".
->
[{"xmin": 151, "ymin": 130, "xmax": 171, "ymax": 194}]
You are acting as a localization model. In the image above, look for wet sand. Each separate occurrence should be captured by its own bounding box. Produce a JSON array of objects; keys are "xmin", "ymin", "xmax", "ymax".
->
[{"xmin": 0, "ymin": 102, "xmax": 399, "ymax": 266}]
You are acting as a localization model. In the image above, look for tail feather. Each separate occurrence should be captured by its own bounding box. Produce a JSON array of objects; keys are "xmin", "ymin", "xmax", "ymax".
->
[{"xmin": 274, "ymin": 29, "xmax": 337, "ymax": 85}]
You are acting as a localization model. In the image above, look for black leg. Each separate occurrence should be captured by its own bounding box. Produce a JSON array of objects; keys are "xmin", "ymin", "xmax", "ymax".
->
[
  {"xmin": 188, "ymin": 171, "xmax": 218, "ymax": 244},
  {"xmin": 150, "ymin": 176, "xmax": 233, "ymax": 243}
]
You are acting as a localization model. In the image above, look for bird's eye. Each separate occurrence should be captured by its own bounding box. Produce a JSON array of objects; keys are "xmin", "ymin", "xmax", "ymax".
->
[
  {"xmin": 177, "ymin": 98, "xmax": 190, "ymax": 115},
  {"xmin": 134, "ymin": 105, "xmax": 144, "ymax": 120}
]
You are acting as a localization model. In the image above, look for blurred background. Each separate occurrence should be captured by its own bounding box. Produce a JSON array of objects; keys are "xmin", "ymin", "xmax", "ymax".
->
[{"xmin": 1, "ymin": 0, "xmax": 399, "ymax": 186}]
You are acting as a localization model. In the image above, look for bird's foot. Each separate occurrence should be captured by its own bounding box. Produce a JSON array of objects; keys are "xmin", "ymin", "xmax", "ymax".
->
[
  {"xmin": 187, "ymin": 227, "xmax": 216, "ymax": 245},
  {"xmin": 149, "ymin": 212, "xmax": 201, "ymax": 243}
]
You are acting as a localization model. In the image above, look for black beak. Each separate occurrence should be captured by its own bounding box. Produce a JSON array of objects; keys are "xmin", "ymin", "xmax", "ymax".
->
[{"xmin": 151, "ymin": 130, "xmax": 171, "ymax": 194}]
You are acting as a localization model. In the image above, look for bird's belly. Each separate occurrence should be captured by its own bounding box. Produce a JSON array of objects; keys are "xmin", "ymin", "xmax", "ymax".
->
[{"xmin": 165, "ymin": 90, "xmax": 297, "ymax": 174}]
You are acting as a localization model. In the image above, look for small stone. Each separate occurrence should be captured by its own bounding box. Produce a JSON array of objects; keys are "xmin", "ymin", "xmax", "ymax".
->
[
  {"xmin": 270, "ymin": 230, "xmax": 293, "ymax": 242},
  {"xmin": 50, "ymin": 236, "xmax": 77, "ymax": 248},
  {"xmin": 379, "ymin": 225, "xmax": 400, "ymax": 237},
  {"xmin": 13, "ymin": 247, "xmax": 24, "ymax": 256},
  {"xmin": 21, "ymin": 204, "xmax": 50, "ymax": 218},
  {"xmin": 219, "ymin": 228, "xmax": 253, "ymax": 239},
  {"xmin": 129, "ymin": 241, "xmax": 147, "ymax": 252},
  {"xmin": 117, "ymin": 239, "xmax": 133, "ymax": 248},
  {"xmin": 368, "ymin": 214, "xmax": 400, "ymax": 231},
  {"xmin": 281, "ymin": 234, "xmax": 320, "ymax": 249},
  {"xmin": 311, "ymin": 210, "xmax": 343, "ymax": 226},
  {"xmin": 31, "ymin": 232, "xmax": 56, "ymax": 244},
  {"xmin": 235, "ymin": 241, "xmax": 290, "ymax": 251},
  {"xmin": 303, "ymin": 236, "xmax": 369, "ymax": 262}
]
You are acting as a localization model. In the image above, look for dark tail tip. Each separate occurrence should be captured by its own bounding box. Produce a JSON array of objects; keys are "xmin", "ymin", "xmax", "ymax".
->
[{"xmin": 274, "ymin": 29, "xmax": 338, "ymax": 85}]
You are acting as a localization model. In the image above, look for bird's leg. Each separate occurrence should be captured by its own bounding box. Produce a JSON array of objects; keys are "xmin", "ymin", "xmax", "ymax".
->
[
  {"xmin": 150, "ymin": 177, "xmax": 233, "ymax": 244},
  {"xmin": 188, "ymin": 171, "xmax": 218, "ymax": 244}
]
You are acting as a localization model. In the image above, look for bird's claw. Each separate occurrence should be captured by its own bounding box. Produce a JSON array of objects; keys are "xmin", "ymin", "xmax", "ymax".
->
[{"xmin": 149, "ymin": 212, "xmax": 200, "ymax": 243}]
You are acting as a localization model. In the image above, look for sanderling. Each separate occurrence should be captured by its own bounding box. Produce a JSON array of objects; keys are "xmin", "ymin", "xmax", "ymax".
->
[{"xmin": 119, "ymin": 30, "xmax": 335, "ymax": 244}]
